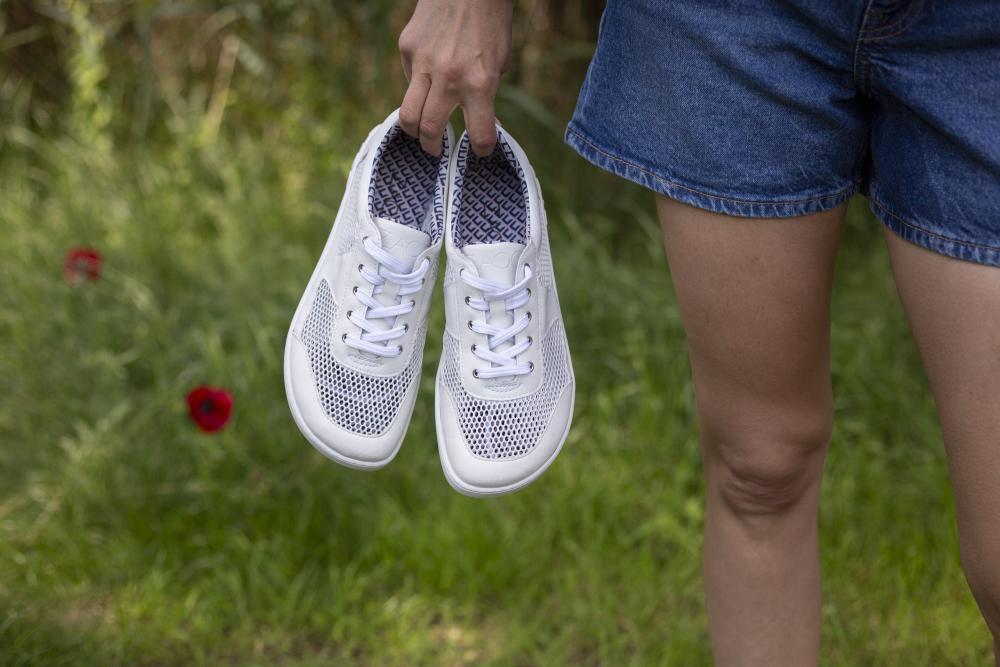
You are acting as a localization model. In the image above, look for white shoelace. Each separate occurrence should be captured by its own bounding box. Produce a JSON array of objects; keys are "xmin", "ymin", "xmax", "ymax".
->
[
  {"xmin": 344, "ymin": 236, "xmax": 429, "ymax": 358},
  {"xmin": 461, "ymin": 265, "xmax": 534, "ymax": 379}
]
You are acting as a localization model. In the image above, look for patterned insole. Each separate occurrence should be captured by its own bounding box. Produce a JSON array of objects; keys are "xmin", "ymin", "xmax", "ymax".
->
[
  {"xmin": 368, "ymin": 127, "xmax": 440, "ymax": 236},
  {"xmin": 456, "ymin": 139, "xmax": 527, "ymax": 247}
]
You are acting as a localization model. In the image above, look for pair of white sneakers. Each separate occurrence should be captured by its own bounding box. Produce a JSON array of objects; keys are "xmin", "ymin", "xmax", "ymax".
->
[{"xmin": 284, "ymin": 109, "xmax": 574, "ymax": 497}]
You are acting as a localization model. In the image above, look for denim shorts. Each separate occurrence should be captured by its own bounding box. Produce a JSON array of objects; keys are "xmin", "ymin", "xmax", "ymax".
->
[{"xmin": 565, "ymin": 0, "xmax": 1000, "ymax": 266}]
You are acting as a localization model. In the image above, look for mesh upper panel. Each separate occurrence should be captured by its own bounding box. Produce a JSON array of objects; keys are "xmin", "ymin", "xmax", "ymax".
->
[
  {"xmin": 337, "ymin": 162, "xmax": 364, "ymax": 256},
  {"xmin": 452, "ymin": 134, "xmax": 529, "ymax": 248},
  {"xmin": 301, "ymin": 280, "xmax": 424, "ymax": 436},
  {"xmin": 441, "ymin": 323, "xmax": 571, "ymax": 460},
  {"xmin": 368, "ymin": 126, "xmax": 447, "ymax": 242},
  {"xmin": 536, "ymin": 218, "xmax": 554, "ymax": 289}
]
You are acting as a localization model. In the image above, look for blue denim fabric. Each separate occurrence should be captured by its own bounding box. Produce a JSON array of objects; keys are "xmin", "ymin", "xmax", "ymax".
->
[{"xmin": 566, "ymin": 0, "xmax": 1000, "ymax": 266}]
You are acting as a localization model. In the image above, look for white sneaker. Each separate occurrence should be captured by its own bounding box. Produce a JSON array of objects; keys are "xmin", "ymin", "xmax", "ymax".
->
[
  {"xmin": 285, "ymin": 110, "xmax": 453, "ymax": 470},
  {"xmin": 436, "ymin": 125, "xmax": 575, "ymax": 497}
]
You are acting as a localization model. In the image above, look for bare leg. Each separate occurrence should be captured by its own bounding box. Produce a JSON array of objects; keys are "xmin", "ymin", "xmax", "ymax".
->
[
  {"xmin": 884, "ymin": 231, "xmax": 1000, "ymax": 665},
  {"xmin": 657, "ymin": 197, "xmax": 845, "ymax": 666}
]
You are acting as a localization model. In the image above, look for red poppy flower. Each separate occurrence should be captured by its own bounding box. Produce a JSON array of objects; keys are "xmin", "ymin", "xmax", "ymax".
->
[
  {"xmin": 186, "ymin": 385, "xmax": 233, "ymax": 433},
  {"xmin": 64, "ymin": 247, "xmax": 103, "ymax": 283}
]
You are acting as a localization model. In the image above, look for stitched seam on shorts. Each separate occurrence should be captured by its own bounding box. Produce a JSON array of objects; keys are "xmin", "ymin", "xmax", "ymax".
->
[
  {"xmin": 859, "ymin": 0, "xmax": 924, "ymax": 39},
  {"xmin": 870, "ymin": 196, "xmax": 1000, "ymax": 252},
  {"xmin": 859, "ymin": 3, "xmax": 910, "ymax": 35},
  {"xmin": 567, "ymin": 128, "xmax": 855, "ymax": 207},
  {"xmin": 853, "ymin": 0, "xmax": 879, "ymax": 90},
  {"xmin": 865, "ymin": 14, "xmax": 923, "ymax": 40}
]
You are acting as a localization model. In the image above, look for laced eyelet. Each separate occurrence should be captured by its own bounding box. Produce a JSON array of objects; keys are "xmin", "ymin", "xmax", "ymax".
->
[
  {"xmin": 341, "ymin": 333, "xmax": 348, "ymax": 342},
  {"xmin": 346, "ymin": 310, "xmax": 353, "ymax": 318},
  {"xmin": 396, "ymin": 345, "xmax": 403, "ymax": 353},
  {"xmin": 472, "ymin": 369, "xmax": 480, "ymax": 378},
  {"xmin": 352, "ymin": 286, "xmax": 358, "ymax": 294},
  {"xmin": 358, "ymin": 263, "xmax": 364, "ymax": 273},
  {"xmin": 526, "ymin": 312, "xmax": 532, "ymax": 321},
  {"xmin": 528, "ymin": 361, "xmax": 534, "ymax": 372},
  {"xmin": 467, "ymin": 320, "xmax": 474, "ymax": 330},
  {"xmin": 464, "ymin": 296, "xmax": 471, "ymax": 306},
  {"xmin": 527, "ymin": 336, "xmax": 533, "ymax": 345},
  {"xmin": 471, "ymin": 344, "xmax": 477, "ymax": 353},
  {"xmin": 403, "ymin": 323, "xmax": 409, "ymax": 332},
  {"xmin": 526, "ymin": 288, "xmax": 531, "ymax": 297},
  {"xmin": 409, "ymin": 299, "xmax": 416, "ymax": 308}
]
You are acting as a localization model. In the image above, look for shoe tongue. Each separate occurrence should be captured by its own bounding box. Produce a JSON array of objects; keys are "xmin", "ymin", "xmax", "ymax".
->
[
  {"xmin": 462, "ymin": 242, "xmax": 524, "ymax": 285},
  {"xmin": 374, "ymin": 217, "xmax": 431, "ymax": 266}
]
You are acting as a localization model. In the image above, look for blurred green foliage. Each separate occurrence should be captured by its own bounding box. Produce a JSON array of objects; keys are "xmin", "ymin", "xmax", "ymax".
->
[
  {"xmin": 0, "ymin": 2, "xmax": 991, "ymax": 665},
  {"xmin": 1, "ymin": 0, "xmax": 601, "ymax": 145}
]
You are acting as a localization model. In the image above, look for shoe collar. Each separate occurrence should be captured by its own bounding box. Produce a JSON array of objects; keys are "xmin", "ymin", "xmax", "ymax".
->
[{"xmin": 359, "ymin": 109, "xmax": 453, "ymax": 255}]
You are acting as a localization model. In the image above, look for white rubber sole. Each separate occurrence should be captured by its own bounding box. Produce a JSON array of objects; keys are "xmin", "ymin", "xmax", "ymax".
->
[{"xmin": 434, "ymin": 366, "xmax": 575, "ymax": 498}]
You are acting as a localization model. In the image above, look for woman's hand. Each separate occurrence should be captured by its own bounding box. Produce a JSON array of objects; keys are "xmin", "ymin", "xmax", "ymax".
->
[{"xmin": 398, "ymin": 0, "xmax": 513, "ymax": 157}]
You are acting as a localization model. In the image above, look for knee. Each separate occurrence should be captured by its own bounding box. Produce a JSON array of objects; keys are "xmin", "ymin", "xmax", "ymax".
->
[
  {"xmin": 702, "ymin": 404, "xmax": 832, "ymax": 518},
  {"xmin": 716, "ymin": 449, "xmax": 824, "ymax": 517}
]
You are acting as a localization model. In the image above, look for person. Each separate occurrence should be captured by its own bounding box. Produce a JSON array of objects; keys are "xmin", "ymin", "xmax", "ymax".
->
[{"xmin": 396, "ymin": 0, "xmax": 1000, "ymax": 663}]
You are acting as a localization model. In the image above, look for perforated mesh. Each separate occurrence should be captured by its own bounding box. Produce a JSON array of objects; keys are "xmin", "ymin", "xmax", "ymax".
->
[
  {"xmin": 368, "ymin": 126, "xmax": 448, "ymax": 242},
  {"xmin": 441, "ymin": 323, "xmax": 571, "ymax": 460},
  {"xmin": 301, "ymin": 280, "xmax": 424, "ymax": 436},
  {"xmin": 536, "ymin": 218, "xmax": 554, "ymax": 289},
  {"xmin": 442, "ymin": 262, "xmax": 458, "ymax": 289},
  {"xmin": 452, "ymin": 133, "xmax": 529, "ymax": 248},
  {"xmin": 337, "ymin": 162, "xmax": 364, "ymax": 255}
]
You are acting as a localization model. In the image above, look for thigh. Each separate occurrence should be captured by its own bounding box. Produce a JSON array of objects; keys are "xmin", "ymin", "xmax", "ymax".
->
[
  {"xmin": 883, "ymin": 231, "xmax": 1000, "ymax": 569},
  {"xmin": 657, "ymin": 197, "xmax": 844, "ymax": 451}
]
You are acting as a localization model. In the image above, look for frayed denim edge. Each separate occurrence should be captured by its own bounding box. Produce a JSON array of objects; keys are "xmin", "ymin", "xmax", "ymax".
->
[{"xmin": 564, "ymin": 125, "xmax": 856, "ymax": 218}]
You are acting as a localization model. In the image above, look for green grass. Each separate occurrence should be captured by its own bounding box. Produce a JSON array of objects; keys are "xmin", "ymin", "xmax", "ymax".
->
[{"xmin": 0, "ymin": 99, "xmax": 991, "ymax": 665}]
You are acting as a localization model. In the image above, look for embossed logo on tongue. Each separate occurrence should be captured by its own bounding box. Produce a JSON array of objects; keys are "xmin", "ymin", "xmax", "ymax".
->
[
  {"xmin": 462, "ymin": 242, "xmax": 524, "ymax": 285},
  {"xmin": 374, "ymin": 217, "xmax": 430, "ymax": 265}
]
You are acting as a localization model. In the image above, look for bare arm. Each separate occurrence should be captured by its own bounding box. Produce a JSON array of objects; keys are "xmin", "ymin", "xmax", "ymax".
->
[{"xmin": 398, "ymin": 0, "xmax": 513, "ymax": 157}]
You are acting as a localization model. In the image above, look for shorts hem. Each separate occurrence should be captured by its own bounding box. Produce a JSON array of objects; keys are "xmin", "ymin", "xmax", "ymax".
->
[
  {"xmin": 867, "ymin": 186, "xmax": 1000, "ymax": 268},
  {"xmin": 564, "ymin": 124, "xmax": 857, "ymax": 218}
]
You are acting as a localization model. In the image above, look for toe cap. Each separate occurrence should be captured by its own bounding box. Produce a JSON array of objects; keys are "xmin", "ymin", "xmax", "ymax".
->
[
  {"xmin": 285, "ymin": 334, "xmax": 416, "ymax": 469},
  {"xmin": 436, "ymin": 379, "xmax": 574, "ymax": 495}
]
